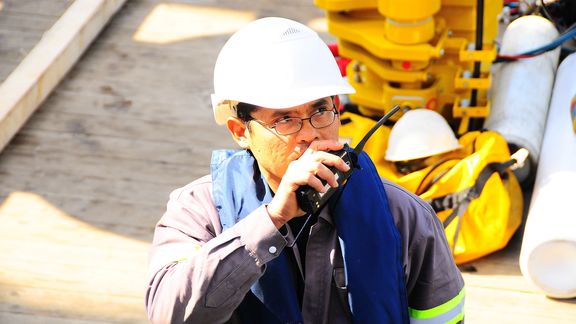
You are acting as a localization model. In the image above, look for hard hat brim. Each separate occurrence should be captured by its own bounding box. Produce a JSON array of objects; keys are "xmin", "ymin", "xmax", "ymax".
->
[{"xmin": 211, "ymin": 83, "xmax": 355, "ymax": 125}]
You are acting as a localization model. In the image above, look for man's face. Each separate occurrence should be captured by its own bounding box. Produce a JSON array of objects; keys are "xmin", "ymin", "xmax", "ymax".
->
[{"xmin": 239, "ymin": 97, "xmax": 340, "ymax": 190}]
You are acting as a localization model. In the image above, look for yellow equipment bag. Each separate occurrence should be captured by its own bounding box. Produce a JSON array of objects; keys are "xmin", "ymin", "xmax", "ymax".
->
[{"xmin": 339, "ymin": 111, "xmax": 523, "ymax": 264}]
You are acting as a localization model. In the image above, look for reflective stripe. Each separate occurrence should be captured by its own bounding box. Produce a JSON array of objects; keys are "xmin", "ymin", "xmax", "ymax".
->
[
  {"xmin": 409, "ymin": 288, "xmax": 465, "ymax": 324},
  {"xmin": 174, "ymin": 244, "xmax": 202, "ymax": 263}
]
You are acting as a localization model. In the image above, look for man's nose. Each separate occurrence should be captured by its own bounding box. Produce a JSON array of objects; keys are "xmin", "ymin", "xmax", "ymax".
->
[{"xmin": 297, "ymin": 119, "xmax": 319, "ymax": 141}]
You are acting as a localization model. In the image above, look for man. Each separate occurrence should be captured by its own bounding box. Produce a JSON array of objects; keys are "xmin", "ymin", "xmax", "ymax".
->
[{"xmin": 146, "ymin": 17, "xmax": 464, "ymax": 324}]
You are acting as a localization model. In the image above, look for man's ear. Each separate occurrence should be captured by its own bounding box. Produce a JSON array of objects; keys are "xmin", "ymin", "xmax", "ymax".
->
[{"xmin": 226, "ymin": 117, "xmax": 250, "ymax": 149}]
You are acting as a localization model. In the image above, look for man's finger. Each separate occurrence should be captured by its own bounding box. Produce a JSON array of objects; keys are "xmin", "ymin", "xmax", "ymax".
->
[{"xmin": 310, "ymin": 151, "xmax": 351, "ymax": 172}]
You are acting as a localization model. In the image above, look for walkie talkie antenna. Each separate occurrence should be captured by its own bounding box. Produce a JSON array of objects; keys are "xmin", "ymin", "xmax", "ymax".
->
[
  {"xmin": 294, "ymin": 104, "xmax": 402, "ymax": 217},
  {"xmin": 353, "ymin": 105, "xmax": 401, "ymax": 155}
]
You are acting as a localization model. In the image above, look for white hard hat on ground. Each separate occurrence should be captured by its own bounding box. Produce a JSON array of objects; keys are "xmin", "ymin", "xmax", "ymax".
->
[
  {"xmin": 385, "ymin": 109, "xmax": 461, "ymax": 161},
  {"xmin": 211, "ymin": 17, "xmax": 355, "ymax": 125}
]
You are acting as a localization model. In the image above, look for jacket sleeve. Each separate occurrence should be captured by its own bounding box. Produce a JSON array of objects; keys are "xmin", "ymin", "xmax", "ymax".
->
[
  {"xmin": 145, "ymin": 175, "xmax": 287, "ymax": 324},
  {"xmin": 382, "ymin": 179, "xmax": 465, "ymax": 323}
]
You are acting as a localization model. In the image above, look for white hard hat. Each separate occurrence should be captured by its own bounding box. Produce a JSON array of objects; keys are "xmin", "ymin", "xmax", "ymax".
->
[
  {"xmin": 385, "ymin": 109, "xmax": 461, "ymax": 161},
  {"xmin": 211, "ymin": 17, "xmax": 355, "ymax": 125}
]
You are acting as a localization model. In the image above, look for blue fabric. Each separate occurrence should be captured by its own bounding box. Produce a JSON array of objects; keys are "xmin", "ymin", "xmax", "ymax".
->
[
  {"xmin": 211, "ymin": 149, "xmax": 408, "ymax": 323},
  {"xmin": 331, "ymin": 152, "xmax": 409, "ymax": 323},
  {"xmin": 211, "ymin": 150, "xmax": 303, "ymax": 324}
]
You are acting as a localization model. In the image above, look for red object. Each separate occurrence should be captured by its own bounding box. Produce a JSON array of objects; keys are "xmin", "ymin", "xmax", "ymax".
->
[
  {"xmin": 336, "ymin": 57, "xmax": 352, "ymax": 76},
  {"xmin": 426, "ymin": 98, "xmax": 438, "ymax": 110},
  {"xmin": 327, "ymin": 43, "xmax": 351, "ymax": 76},
  {"xmin": 328, "ymin": 43, "xmax": 339, "ymax": 57},
  {"xmin": 401, "ymin": 61, "xmax": 412, "ymax": 70}
]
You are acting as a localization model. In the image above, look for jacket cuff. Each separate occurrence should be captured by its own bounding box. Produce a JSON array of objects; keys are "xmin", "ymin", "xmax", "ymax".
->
[{"xmin": 236, "ymin": 205, "xmax": 287, "ymax": 267}]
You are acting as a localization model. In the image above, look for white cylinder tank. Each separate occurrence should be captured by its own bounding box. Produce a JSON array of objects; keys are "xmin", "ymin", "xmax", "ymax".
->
[
  {"xmin": 484, "ymin": 15, "xmax": 561, "ymax": 181},
  {"xmin": 519, "ymin": 52, "xmax": 576, "ymax": 299}
]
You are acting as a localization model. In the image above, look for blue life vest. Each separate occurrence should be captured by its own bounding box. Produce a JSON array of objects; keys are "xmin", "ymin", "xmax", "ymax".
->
[{"xmin": 211, "ymin": 150, "xmax": 408, "ymax": 323}]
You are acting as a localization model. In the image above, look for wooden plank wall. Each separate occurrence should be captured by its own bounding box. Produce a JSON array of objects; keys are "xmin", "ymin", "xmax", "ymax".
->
[{"xmin": 0, "ymin": 0, "xmax": 575, "ymax": 323}]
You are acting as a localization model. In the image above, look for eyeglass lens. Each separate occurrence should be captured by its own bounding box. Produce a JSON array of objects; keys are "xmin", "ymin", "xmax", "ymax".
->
[{"xmin": 274, "ymin": 109, "xmax": 336, "ymax": 135}]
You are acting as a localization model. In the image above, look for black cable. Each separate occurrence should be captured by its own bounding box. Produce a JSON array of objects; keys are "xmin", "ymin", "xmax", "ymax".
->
[
  {"xmin": 286, "ymin": 212, "xmax": 316, "ymax": 248},
  {"xmin": 469, "ymin": 0, "xmax": 485, "ymax": 131},
  {"xmin": 287, "ymin": 180, "xmax": 349, "ymax": 248},
  {"xmin": 540, "ymin": 0, "xmax": 555, "ymax": 23}
]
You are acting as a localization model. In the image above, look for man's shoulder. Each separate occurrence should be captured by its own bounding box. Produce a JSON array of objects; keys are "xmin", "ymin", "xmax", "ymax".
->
[
  {"xmin": 159, "ymin": 174, "xmax": 220, "ymax": 236},
  {"xmin": 380, "ymin": 178, "xmax": 435, "ymax": 218},
  {"xmin": 379, "ymin": 177, "xmax": 442, "ymax": 244},
  {"xmin": 169, "ymin": 175, "xmax": 213, "ymax": 202}
]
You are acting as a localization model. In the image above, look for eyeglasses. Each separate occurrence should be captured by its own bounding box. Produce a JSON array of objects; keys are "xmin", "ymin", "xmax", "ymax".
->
[{"xmin": 250, "ymin": 108, "xmax": 339, "ymax": 136}]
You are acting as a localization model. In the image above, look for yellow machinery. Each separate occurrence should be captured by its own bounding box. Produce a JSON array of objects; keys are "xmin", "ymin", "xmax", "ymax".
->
[{"xmin": 316, "ymin": 0, "xmax": 501, "ymax": 134}]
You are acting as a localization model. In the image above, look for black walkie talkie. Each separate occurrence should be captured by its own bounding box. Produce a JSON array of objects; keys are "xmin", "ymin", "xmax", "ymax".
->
[{"xmin": 295, "ymin": 105, "xmax": 401, "ymax": 214}]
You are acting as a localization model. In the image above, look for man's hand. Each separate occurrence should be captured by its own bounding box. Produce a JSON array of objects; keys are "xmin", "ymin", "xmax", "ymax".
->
[{"xmin": 266, "ymin": 140, "xmax": 350, "ymax": 228}]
